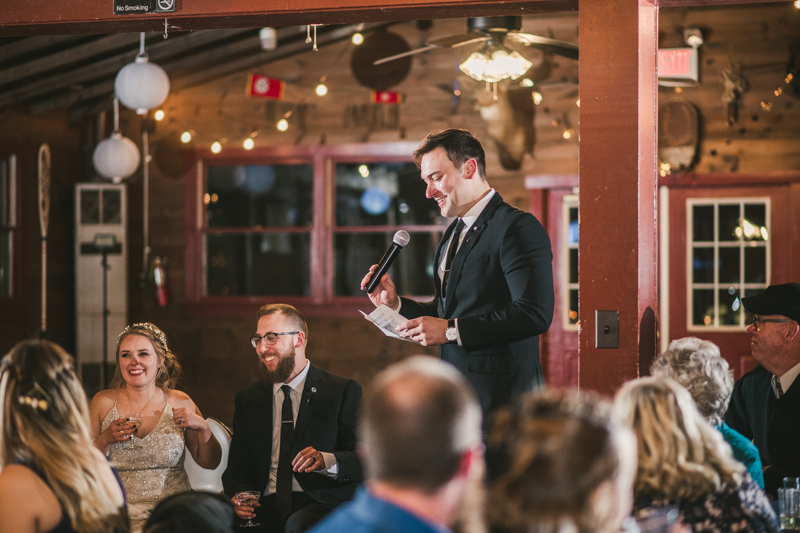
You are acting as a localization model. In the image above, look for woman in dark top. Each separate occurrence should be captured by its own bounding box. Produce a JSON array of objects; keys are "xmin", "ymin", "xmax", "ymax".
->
[
  {"xmin": 0, "ymin": 340, "xmax": 129, "ymax": 533},
  {"xmin": 615, "ymin": 377, "xmax": 778, "ymax": 533}
]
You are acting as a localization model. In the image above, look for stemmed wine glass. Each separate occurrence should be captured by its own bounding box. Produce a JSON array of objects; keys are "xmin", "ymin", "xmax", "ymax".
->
[
  {"xmin": 236, "ymin": 491, "xmax": 261, "ymax": 528},
  {"xmin": 126, "ymin": 413, "xmax": 143, "ymax": 450}
]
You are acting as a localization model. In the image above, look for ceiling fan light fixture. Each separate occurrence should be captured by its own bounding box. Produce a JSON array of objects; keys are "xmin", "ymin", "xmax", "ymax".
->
[{"xmin": 459, "ymin": 46, "xmax": 532, "ymax": 83}]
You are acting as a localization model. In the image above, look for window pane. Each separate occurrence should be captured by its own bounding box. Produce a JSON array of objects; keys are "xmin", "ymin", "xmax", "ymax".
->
[
  {"xmin": 692, "ymin": 205, "xmax": 713, "ymax": 242},
  {"xmin": 80, "ymin": 190, "xmax": 100, "ymax": 225},
  {"xmin": 692, "ymin": 247, "xmax": 715, "ymax": 283},
  {"xmin": 0, "ymin": 161, "xmax": 6, "ymax": 226},
  {"xmin": 718, "ymin": 247, "xmax": 740, "ymax": 283},
  {"xmin": 569, "ymin": 248, "xmax": 578, "ymax": 284},
  {"xmin": 0, "ymin": 231, "xmax": 9, "ymax": 298},
  {"xmin": 206, "ymin": 165, "xmax": 313, "ymax": 228},
  {"xmin": 744, "ymin": 247, "xmax": 767, "ymax": 283},
  {"xmin": 334, "ymin": 231, "xmax": 440, "ymax": 296},
  {"xmin": 719, "ymin": 287, "xmax": 742, "ymax": 325},
  {"xmin": 744, "ymin": 203, "xmax": 766, "ymax": 228},
  {"xmin": 335, "ymin": 162, "xmax": 438, "ymax": 226},
  {"xmin": 102, "ymin": 189, "xmax": 122, "ymax": 224},
  {"xmin": 568, "ymin": 207, "xmax": 579, "ymax": 245},
  {"xmin": 693, "ymin": 289, "xmax": 714, "ymax": 326},
  {"xmin": 205, "ymin": 233, "xmax": 310, "ymax": 296},
  {"xmin": 568, "ymin": 289, "xmax": 579, "ymax": 325},
  {"xmin": 718, "ymin": 204, "xmax": 740, "ymax": 242}
]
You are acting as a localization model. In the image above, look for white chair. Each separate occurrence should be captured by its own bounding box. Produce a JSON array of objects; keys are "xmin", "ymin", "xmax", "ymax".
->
[{"xmin": 184, "ymin": 417, "xmax": 232, "ymax": 493}]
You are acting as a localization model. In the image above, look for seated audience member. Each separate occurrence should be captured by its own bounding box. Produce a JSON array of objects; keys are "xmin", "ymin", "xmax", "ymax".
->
[
  {"xmin": 615, "ymin": 377, "xmax": 778, "ymax": 533},
  {"xmin": 308, "ymin": 356, "xmax": 486, "ymax": 533},
  {"xmin": 650, "ymin": 336, "xmax": 764, "ymax": 488},
  {"xmin": 725, "ymin": 282, "xmax": 800, "ymax": 497},
  {"xmin": 0, "ymin": 340, "xmax": 129, "ymax": 533},
  {"xmin": 143, "ymin": 492, "xmax": 235, "ymax": 533},
  {"xmin": 223, "ymin": 304, "xmax": 364, "ymax": 533},
  {"xmin": 488, "ymin": 389, "xmax": 636, "ymax": 533},
  {"xmin": 90, "ymin": 323, "xmax": 221, "ymax": 532}
]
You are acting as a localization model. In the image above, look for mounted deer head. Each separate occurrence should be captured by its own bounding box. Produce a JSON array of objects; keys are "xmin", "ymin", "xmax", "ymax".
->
[{"xmin": 476, "ymin": 84, "xmax": 536, "ymax": 171}]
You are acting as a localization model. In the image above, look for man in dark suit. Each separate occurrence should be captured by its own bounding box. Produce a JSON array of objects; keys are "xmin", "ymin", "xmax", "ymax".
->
[
  {"xmin": 222, "ymin": 303, "xmax": 363, "ymax": 533},
  {"xmin": 362, "ymin": 129, "xmax": 554, "ymax": 420}
]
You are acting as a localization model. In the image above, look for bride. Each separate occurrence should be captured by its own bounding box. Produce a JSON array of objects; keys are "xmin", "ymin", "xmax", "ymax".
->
[{"xmin": 89, "ymin": 323, "xmax": 221, "ymax": 531}]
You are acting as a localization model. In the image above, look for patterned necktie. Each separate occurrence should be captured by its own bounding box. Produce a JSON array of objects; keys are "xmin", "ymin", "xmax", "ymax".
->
[
  {"xmin": 772, "ymin": 375, "xmax": 784, "ymax": 399},
  {"xmin": 276, "ymin": 385, "xmax": 294, "ymax": 517},
  {"xmin": 442, "ymin": 218, "xmax": 466, "ymax": 299}
]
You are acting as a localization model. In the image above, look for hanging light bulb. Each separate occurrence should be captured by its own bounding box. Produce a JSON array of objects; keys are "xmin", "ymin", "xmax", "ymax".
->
[
  {"xmin": 243, "ymin": 138, "xmax": 255, "ymax": 150},
  {"xmin": 93, "ymin": 97, "xmax": 140, "ymax": 183},
  {"xmin": 115, "ymin": 33, "xmax": 170, "ymax": 115},
  {"xmin": 211, "ymin": 141, "xmax": 222, "ymax": 154},
  {"xmin": 154, "ymin": 109, "xmax": 165, "ymax": 121},
  {"xmin": 181, "ymin": 131, "xmax": 192, "ymax": 143},
  {"xmin": 277, "ymin": 119, "xmax": 289, "ymax": 132},
  {"xmin": 352, "ymin": 33, "xmax": 364, "ymax": 45},
  {"xmin": 315, "ymin": 83, "xmax": 328, "ymax": 96},
  {"xmin": 532, "ymin": 92, "xmax": 543, "ymax": 105}
]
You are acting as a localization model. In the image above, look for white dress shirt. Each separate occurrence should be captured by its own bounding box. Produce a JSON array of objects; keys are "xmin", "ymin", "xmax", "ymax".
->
[
  {"xmin": 265, "ymin": 361, "xmax": 338, "ymax": 495},
  {"xmin": 774, "ymin": 360, "xmax": 800, "ymax": 398}
]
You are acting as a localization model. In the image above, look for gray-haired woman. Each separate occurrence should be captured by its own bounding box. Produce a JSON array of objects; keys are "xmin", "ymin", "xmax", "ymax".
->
[{"xmin": 650, "ymin": 336, "xmax": 764, "ymax": 488}]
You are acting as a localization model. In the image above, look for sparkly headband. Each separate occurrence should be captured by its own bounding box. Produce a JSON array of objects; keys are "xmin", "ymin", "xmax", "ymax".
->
[{"xmin": 119, "ymin": 323, "xmax": 169, "ymax": 352}]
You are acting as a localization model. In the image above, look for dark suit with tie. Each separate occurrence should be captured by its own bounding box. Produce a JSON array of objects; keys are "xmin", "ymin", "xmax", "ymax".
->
[
  {"xmin": 222, "ymin": 364, "xmax": 364, "ymax": 530},
  {"xmin": 400, "ymin": 192, "xmax": 554, "ymax": 418}
]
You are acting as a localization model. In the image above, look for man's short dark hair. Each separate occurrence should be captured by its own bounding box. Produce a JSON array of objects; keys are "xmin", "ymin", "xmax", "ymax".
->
[
  {"xmin": 413, "ymin": 129, "xmax": 487, "ymax": 181},
  {"xmin": 256, "ymin": 303, "xmax": 308, "ymax": 337},
  {"xmin": 362, "ymin": 356, "xmax": 482, "ymax": 494}
]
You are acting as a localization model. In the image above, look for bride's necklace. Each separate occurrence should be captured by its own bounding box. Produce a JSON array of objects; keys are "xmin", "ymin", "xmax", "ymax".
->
[{"xmin": 124, "ymin": 386, "xmax": 160, "ymax": 414}]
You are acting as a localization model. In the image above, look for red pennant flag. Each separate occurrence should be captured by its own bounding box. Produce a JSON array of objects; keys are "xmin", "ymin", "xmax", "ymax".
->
[
  {"xmin": 247, "ymin": 75, "xmax": 286, "ymax": 100},
  {"xmin": 370, "ymin": 90, "xmax": 404, "ymax": 104}
]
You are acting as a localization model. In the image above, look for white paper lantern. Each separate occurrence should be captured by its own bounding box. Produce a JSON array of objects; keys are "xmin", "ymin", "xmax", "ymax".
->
[
  {"xmin": 114, "ymin": 55, "xmax": 170, "ymax": 115},
  {"xmin": 93, "ymin": 132, "xmax": 140, "ymax": 183}
]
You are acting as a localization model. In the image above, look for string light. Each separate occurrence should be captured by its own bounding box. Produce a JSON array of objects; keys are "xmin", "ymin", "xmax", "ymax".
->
[
  {"xmin": 211, "ymin": 141, "xmax": 222, "ymax": 154},
  {"xmin": 154, "ymin": 109, "xmax": 165, "ymax": 121},
  {"xmin": 277, "ymin": 119, "xmax": 289, "ymax": 132},
  {"xmin": 794, "ymin": 0, "xmax": 800, "ymax": 9},
  {"xmin": 243, "ymin": 138, "xmax": 255, "ymax": 150},
  {"xmin": 180, "ymin": 131, "xmax": 192, "ymax": 143},
  {"xmin": 562, "ymin": 129, "xmax": 574, "ymax": 140},
  {"xmin": 351, "ymin": 33, "xmax": 364, "ymax": 45}
]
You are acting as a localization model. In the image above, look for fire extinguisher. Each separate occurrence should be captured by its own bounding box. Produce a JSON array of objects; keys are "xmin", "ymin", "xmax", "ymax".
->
[{"xmin": 152, "ymin": 256, "xmax": 170, "ymax": 308}]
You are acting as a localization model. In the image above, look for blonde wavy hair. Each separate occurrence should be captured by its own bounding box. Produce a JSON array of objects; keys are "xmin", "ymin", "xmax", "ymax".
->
[
  {"xmin": 614, "ymin": 377, "xmax": 743, "ymax": 502},
  {"xmin": 111, "ymin": 323, "xmax": 181, "ymax": 390},
  {"xmin": 0, "ymin": 340, "xmax": 129, "ymax": 533}
]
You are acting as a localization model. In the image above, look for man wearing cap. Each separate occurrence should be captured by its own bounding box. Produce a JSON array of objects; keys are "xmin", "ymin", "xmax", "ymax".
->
[{"xmin": 725, "ymin": 282, "xmax": 800, "ymax": 497}]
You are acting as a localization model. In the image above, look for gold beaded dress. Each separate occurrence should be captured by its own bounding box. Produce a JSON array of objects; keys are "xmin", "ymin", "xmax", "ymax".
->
[{"xmin": 101, "ymin": 402, "xmax": 192, "ymax": 531}]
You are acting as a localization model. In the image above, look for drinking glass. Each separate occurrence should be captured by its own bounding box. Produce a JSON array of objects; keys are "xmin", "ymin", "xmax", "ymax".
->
[
  {"xmin": 236, "ymin": 491, "xmax": 261, "ymax": 528},
  {"xmin": 126, "ymin": 413, "xmax": 143, "ymax": 450},
  {"xmin": 779, "ymin": 488, "xmax": 800, "ymax": 531}
]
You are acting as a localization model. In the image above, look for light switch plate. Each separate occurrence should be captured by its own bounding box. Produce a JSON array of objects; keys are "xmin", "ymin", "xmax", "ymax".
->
[{"xmin": 595, "ymin": 310, "xmax": 619, "ymax": 349}]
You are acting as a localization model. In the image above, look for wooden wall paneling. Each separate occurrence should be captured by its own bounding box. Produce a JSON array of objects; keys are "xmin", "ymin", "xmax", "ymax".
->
[{"xmin": 578, "ymin": 0, "xmax": 659, "ymax": 395}]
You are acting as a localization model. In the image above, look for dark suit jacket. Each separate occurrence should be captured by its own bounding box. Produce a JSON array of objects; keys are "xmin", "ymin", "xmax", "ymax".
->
[
  {"xmin": 400, "ymin": 192, "xmax": 554, "ymax": 418},
  {"xmin": 222, "ymin": 363, "xmax": 364, "ymax": 507}
]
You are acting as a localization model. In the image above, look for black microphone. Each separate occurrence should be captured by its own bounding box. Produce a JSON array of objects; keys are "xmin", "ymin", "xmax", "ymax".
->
[{"xmin": 365, "ymin": 230, "xmax": 410, "ymax": 294}]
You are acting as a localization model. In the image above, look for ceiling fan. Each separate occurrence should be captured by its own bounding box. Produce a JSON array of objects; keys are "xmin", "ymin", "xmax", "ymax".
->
[{"xmin": 374, "ymin": 16, "xmax": 578, "ymax": 84}]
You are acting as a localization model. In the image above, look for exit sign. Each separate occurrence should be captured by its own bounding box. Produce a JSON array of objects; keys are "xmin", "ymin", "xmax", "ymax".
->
[{"xmin": 658, "ymin": 47, "xmax": 698, "ymax": 82}]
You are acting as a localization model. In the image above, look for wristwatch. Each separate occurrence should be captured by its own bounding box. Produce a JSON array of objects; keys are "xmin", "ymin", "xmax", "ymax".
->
[{"xmin": 445, "ymin": 319, "xmax": 458, "ymax": 343}]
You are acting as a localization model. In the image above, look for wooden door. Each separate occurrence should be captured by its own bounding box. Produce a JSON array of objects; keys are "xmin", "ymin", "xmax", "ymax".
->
[{"xmin": 665, "ymin": 184, "xmax": 794, "ymax": 378}]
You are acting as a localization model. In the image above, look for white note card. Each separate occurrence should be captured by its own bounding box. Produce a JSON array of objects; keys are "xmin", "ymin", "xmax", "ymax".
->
[{"xmin": 360, "ymin": 305, "xmax": 420, "ymax": 344}]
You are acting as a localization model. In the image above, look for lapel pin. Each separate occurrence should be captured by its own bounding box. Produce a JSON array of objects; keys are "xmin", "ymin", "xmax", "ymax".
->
[{"xmin": 311, "ymin": 387, "xmax": 317, "ymax": 393}]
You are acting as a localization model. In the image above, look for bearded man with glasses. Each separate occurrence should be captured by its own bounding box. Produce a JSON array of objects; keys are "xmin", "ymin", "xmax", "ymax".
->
[
  {"xmin": 223, "ymin": 303, "xmax": 364, "ymax": 533},
  {"xmin": 725, "ymin": 282, "xmax": 800, "ymax": 497}
]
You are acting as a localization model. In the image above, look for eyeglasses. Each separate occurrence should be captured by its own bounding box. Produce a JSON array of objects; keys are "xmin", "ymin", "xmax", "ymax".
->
[
  {"xmin": 250, "ymin": 332, "xmax": 299, "ymax": 348},
  {"xmin": 751, "ymin": 316, "xmax": 793, "ymax": 331}
]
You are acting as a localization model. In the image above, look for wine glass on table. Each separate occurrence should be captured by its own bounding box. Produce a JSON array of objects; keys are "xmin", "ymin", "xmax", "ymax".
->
[
  {"xmin": 126, "ymin": 413, "xmax": 143, "ymax": 450},
  {"xmin": 236, "ymin": 491, "xmax": 261, "ymax": 528}
]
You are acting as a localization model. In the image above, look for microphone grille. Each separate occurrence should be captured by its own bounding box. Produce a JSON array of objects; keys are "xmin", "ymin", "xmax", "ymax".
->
[{"xmin": 393, "ymin": 230, "xmax": 410, "ymax": 247}]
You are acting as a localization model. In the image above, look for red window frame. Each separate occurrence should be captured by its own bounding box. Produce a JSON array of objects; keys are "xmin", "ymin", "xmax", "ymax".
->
[{"xmin": 185, "ymin": 142, "xmax": 445, "ymax": 316}]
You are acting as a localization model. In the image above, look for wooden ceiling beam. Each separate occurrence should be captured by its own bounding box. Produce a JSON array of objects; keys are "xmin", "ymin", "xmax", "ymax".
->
[
  {"xmin": 0, "ymin": 33, "xmax": 141, "ymax": 86},
  {"xmin": 0, "ymin": 28, "xmax": 253, "ymax": 108},
  {"xmin": 0, "ymin": 35, "xmax": 84, "ymax": 64},
  {"xmin": 0, "ymin": 0, "xmax": 577, "ymax": 37}
]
